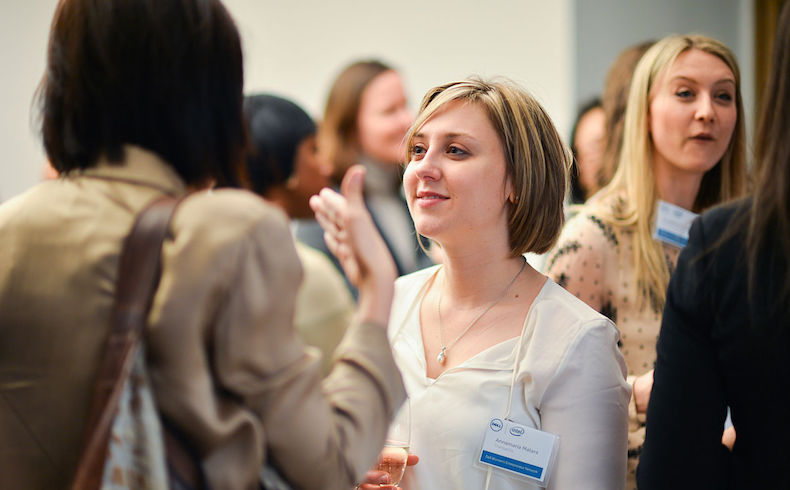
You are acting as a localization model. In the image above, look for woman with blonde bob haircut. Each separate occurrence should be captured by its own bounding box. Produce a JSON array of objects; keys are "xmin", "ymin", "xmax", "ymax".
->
[
  {"xmin": 546, "ymin": 34, "xmax": 747, "ymax": 489},
  {"xmin": 313, "ymin": 78, "xmax": 630, "ymax": 489}
]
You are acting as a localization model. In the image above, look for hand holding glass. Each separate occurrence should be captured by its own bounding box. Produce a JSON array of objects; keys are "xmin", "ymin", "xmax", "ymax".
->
[{"xmin": 375, "ymin": 400, "xmax": 410, "ymax": 487}]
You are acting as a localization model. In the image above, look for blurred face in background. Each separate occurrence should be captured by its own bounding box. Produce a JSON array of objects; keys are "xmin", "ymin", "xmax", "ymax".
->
[
  {"xmin": 573, "ymin": 106, "xmax": 606, "ymax": 197},
  {"xmin": 356, "ymin": 70, "xmax": 413, "ymax": 165},
  {"xmin": 287, "ymin": 134, "xmax": 332, "ymax": 218}
]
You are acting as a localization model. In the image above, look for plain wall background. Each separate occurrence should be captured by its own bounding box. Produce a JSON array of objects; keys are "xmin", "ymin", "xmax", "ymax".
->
[{"xmin": 0, "ymin": 0, "xmax": 753, "ymax": 201}]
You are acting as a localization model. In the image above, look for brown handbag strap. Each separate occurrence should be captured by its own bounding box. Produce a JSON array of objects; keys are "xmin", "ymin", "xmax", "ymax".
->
[{"xmin": 71, "ymin": 196, "xmax": 180, "ymax": 490}]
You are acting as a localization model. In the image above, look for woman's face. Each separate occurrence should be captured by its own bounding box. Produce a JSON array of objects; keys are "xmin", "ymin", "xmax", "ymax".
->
[
  {"xmin": 573, "ymin": 106, "xmax": 606, "ymax": 195},
  {"xmin": 286, "ymin": 134, "xmax": 332, "ymax": 218},
  {"xmin": 648, "ymin": 48, "xmax": 737, "ymax": 179},
  {"xmin": 403, "ymin": 100, "xmax": 512, "ymax": 248},
  {"xmin": 356, "ymin": 70, "xmax": 413, "ymax": 165}
]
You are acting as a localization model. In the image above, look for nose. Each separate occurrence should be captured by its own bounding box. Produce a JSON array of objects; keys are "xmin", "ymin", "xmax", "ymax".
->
[
  {"xmin": 411, "ymin": 148, "xmax": 441, "ymax": 182},
  {"xmin": 695, "ymin": 93, "xmax": 715, "ymax": 122}
]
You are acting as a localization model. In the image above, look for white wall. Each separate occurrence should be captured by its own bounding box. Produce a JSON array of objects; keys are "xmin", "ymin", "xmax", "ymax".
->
[
  {"xmin": 0, "ymin": 0, "xmax": 60, "ymax": 201},
  {"xmin": 0, "ymin": 0, "xmax": 573, "ymax": 201},
  {"xmin": 229, "ymin": 0, "xmax": 573, "ymax": 131}
]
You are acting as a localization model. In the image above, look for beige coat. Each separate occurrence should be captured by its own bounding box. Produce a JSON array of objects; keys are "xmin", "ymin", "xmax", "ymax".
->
[{"xmin": 0, "ymin": 146, "xmax": 405, "ymax": 490}]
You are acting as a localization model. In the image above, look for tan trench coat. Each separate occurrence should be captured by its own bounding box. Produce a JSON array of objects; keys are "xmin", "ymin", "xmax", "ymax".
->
[{"xmin": 0, "ymin": 146, "xmax": 405, "ymax": 489}]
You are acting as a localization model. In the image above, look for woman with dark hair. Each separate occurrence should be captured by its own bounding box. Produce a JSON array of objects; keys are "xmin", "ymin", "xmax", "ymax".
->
[
  {"xmin": 295, "ymin": 60, "xmax": 432, "ymax": 289},
  {"xmin": 568, "ymin": 98, "xmax": 605, "ymax": 204},
  {"xmin": 0, "ymin": 1, "xmax": 404, "ymax": 489},
  {"xmin": 637, "ymin": 4, "xmax": 790, "ymax": 488},
  {"xmin": 243, "ymin": 93, "xmax": 354, "ymax": 376}
]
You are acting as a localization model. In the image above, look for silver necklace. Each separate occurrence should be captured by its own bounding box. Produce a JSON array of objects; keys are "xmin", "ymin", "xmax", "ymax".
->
[{"xmin": 436, "ymin": 257, "xmax": 527, "ymax": 365}]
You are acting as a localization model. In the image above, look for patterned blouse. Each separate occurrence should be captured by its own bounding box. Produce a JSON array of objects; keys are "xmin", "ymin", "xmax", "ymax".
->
[{"xmin": 545, "ymin": 194, "xmax": 680, "ymax": 490}]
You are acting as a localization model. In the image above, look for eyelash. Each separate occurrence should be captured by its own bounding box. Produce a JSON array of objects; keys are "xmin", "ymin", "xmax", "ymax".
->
[
  {"xmin": 408, "ymin": 144, "xmax": 469, "ymax": 159},
  {"xmin": 674, "ymin": 89, "xmax": 734, "ymax": 103}
]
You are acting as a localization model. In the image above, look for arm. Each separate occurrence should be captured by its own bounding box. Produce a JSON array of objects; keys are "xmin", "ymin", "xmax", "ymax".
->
[
  {"xmin": 636, "ymin": 218, "xmax": 730, "ymax": 489},
  {"xmin": 213, "ymin": 169, "xmax": 403, "ymax": 490},
  {"xmin": 540, "ymin": 320, "xmax": 630, "ymax": 490},
  {"xmin": 310, "ymin": 166, "xmax": 396, "ymax": 327},
  {"xmin": 208, "ymin": 213, "xmax": 403, "ymax": 490}
]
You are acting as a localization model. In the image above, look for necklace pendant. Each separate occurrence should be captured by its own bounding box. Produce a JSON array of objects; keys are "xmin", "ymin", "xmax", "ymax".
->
[{"xmin": 437, "ymin": 346, "xmax": 447, "ymax": 365}]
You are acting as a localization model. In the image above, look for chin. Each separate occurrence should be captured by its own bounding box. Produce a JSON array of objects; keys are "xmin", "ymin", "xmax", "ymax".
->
[{"xmin": 413, "ymin": 221, "xmax": 442, "ymax": 241}]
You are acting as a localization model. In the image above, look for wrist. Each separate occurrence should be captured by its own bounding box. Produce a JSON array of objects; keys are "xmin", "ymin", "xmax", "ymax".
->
[
  {"xmin": 633, "ymin": 375, "xmax": 648, "ymax": 414},
  {"xmin": 356, "ymin": 277, "xmax": 395, "ymax": 327}
]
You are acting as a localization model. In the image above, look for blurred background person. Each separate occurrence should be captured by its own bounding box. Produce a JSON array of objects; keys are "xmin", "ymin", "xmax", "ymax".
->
[
  {"xmin": 244, "ymin": 93, "xmax": 354, "ymax": 376},
  {"xmin": 568, "ymin": 97, "xmax": 605, "ymax": 204},
  {"xmin": 0, "ymin": 0, "xmax": 405, "ymax": 488},
  {"xmin": 545, "ymin": 34, "xmax": 747, "ymax": 489},
  {"xmin": 597, "ymin": 40, "xmax": 656, "ymax": 190},
  {"xmin": 294, "ymin": 60, "xmax": 433, "ymax": 293},
  {"xmin": 638, "ymin": 3, "xmax": 790, "ymax": 487}
]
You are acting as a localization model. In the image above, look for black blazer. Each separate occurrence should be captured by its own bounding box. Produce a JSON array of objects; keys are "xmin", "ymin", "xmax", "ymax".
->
[{"xmin": 638, "ymin": 198, "xmax": 790, "ymax": 489}]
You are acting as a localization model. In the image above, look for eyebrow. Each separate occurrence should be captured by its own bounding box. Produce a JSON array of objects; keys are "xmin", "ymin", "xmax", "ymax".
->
[
  {"xmin": 413, "ymin": 130, "xmax": 479, "ymax": 142},
  {"xmin": 670, "ymin": 75, "xmax": 736, "ymax": 86}
]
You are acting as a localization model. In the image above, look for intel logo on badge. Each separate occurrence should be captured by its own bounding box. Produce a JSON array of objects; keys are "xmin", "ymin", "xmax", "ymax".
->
[
  {"xmin": 489, "ymin": 418, "xmax": 503, "ymax": 432},
  {"xmin": 509, "ymin": 426, "xmax": 525, "ymax": 437}
]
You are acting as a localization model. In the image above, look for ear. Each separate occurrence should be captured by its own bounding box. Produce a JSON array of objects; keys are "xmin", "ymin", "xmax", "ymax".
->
[{"xmin": 505, "ymin": 178, "xmax": 517, "ymax": 205}]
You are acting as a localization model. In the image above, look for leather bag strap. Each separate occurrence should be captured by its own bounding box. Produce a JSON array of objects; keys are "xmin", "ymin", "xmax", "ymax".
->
[{"xmin": 71, "ymin": 196, "xmax": 180, "ymax": 490}]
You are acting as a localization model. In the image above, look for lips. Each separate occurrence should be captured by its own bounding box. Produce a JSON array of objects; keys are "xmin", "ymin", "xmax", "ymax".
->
[
  {"xmin": 690, "ymin": 133, "xmax": 714, "ymax": 141},
  {"xmin": 416, "ymin": 190, "xmax": 448, "ymax": 200}
]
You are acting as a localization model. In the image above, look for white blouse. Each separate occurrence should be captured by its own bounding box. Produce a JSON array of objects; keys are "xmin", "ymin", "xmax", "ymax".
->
[{"xmin": 388, "ymin": 266, "xmax": 630, "ymax": 490}]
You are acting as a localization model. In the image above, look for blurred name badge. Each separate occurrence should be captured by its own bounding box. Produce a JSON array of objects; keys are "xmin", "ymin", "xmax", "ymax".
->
[
  {"xmin": 478, "ymin": 418, "xmax": 559, "ymax": 487},
  {"xmin": 653, "ymin": 200, "xmax": 698, "ymax": 248}
]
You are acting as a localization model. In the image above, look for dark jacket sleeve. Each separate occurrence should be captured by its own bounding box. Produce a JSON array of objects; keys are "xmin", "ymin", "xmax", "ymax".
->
[{"xmin": 637, "ymin": 216, "xmax": 731, "ymax": 489}]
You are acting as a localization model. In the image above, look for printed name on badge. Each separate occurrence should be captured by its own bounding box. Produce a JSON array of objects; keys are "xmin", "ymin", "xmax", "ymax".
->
[{"xmin": 478, "ymin": 418, "xmax": 559, "ymax": 487}]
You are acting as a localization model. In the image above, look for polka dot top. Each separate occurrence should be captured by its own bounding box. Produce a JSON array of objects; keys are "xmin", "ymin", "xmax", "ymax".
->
[
  {"xmin": 545, "ymin": 194, "xmax": 681, "ymax": 489},
  {"xmin": 546, "ymin": 195, "xmax": 680, "ymax": 378}
]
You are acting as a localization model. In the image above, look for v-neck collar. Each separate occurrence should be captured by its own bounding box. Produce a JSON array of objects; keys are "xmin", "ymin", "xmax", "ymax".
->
[{"xmin": 391, "ymin": 265, "xmax": 552, "ymax": 383}]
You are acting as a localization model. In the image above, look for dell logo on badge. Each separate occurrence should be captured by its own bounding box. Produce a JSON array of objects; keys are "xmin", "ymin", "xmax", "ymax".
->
[
  {"xmin": 509, "ymin": 426, "xmax": 525, "ymax": 437},
  {"xmin": 489, "ymin": 418, "xmax": 503, "ymax": 432}
]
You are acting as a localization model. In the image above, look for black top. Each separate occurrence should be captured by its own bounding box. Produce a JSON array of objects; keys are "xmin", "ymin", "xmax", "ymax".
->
[{"xmin": 637, "ymin": 199, "xmax": 790, "ymax": 489}]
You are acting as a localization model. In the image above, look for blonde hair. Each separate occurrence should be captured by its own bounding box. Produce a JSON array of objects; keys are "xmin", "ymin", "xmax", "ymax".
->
[
  {"xmin": 405, "ymin": 78, "xmax": 572, "ymax": 255},
  {"xmin": 596, "ymin": 34, "xmax": 747, "ymax": 310}
]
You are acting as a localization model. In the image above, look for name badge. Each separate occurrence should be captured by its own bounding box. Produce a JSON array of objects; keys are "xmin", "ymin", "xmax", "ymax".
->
[
  {"xmin": 478, "ymin": 418, "xmax": 559, "ymax": 487},
  {"xmin": 653, "ymin": 200, "xmax": 698, "ymax": 248}
]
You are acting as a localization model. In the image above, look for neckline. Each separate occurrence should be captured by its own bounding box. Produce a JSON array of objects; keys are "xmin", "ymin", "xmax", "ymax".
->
[{"xmin": 408, "ymin": 266, "xmax": 551, "ymax": 381}]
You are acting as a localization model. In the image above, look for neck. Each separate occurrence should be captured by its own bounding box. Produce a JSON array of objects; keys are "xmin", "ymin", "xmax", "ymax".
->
[
  {"xmin": 652, "ymin": 155, "xmax": 705, "ymax": 211},
  {"xmin": 263, "ymin": 187, "xmax": 296, "ymax": 218},
  {"xmin": 439, "ymin": 250, "xmax": 530, "ymax": 305}
]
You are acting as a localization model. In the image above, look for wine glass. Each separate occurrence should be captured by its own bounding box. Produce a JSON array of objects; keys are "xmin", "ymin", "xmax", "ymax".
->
[{"xmin": 375, "ymin": 399, "xmax": 411, "ymax": 487}]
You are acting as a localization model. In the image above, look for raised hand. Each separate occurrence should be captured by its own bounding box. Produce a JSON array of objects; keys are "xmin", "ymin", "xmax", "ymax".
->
[{"xmin": 310, "ymin": 165, "xmax": 398, "ymax": 326}]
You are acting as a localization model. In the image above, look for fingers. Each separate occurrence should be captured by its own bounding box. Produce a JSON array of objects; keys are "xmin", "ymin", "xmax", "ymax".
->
[
  {"xmin": 310, "ymin": 188, "xmax": 345, "ymax": 229},
  {"xmin": 406, "ymin": 454, "xmax": 419, "ymax": 466},
  {"xmin": 341, "ymin": 165, "xmax": 367, "ymax": 207},
  {"xmin": 311, "ymin": 187, "xmax": 350, "ymax": 249},
  {"xmin": 361, "ymin": 469, "xmax": 391, "ymax": 486}
]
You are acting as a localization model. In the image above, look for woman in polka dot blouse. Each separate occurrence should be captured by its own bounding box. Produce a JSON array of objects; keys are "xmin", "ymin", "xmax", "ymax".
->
[{"xmin": 545, "ymin": 34, "xmax": 747, "ymax": 489}]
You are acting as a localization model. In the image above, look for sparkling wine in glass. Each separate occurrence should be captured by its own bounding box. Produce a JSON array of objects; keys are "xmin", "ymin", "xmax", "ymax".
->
[{"xmin": 375, "ymin": 400, "xmax": 410, "ymax": 486}]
